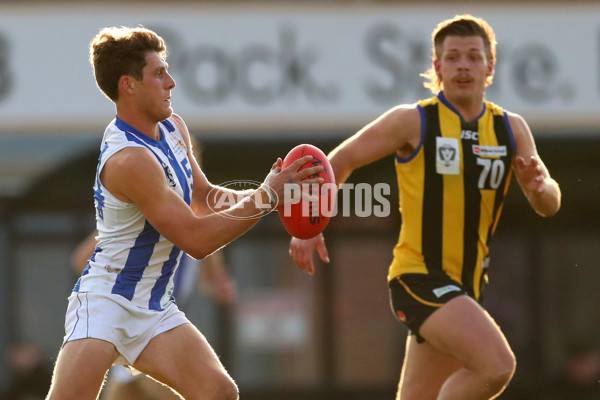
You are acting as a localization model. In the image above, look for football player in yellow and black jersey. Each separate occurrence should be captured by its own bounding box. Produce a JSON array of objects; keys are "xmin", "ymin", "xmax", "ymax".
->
[{"xmin": 289, "ymin": 14, "xmax": 561, "ymax": 400}]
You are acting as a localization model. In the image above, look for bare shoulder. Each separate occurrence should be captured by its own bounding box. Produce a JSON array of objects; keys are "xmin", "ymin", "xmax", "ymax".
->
[
  {"xmin": 505, "ymin": 111, "xmax": 528, "ymax": 133},
  {"xmin": 169, "ymin": 113, "xmax": 197, "ymax": 155},
  {"xmin": 102, "ymin": 146, "xmax": 165, "ymax": 202},
  {"xmin": 385, "ymin": 104, "xmax": 420, "ymax": 126},
  {"xmin": 107, "ymin": 145, "xmax": 158, "ymax": 169},
  {"xmin": 367, "ymin": 104, "xmax": 420, "ymax": 140},
  {"xmin": 378, "ymin": 104, "xmax": 421, "ymax": 153},
  {"xmin": 170, "ymin": 112, "xmax": 187, "ymax": 130},
  {"xmin": 505, "ymin": 111, "xmax": 536, "ymax": 156},
  {"xmin": 169, "ymin": 113, "xmax": 191, "ymax": 138}
]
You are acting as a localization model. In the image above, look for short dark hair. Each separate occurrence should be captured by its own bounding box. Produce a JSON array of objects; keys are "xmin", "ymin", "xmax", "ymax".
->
[{"xmin": 89, "ymin": 26, "xmax": 166, "ymax": 102}]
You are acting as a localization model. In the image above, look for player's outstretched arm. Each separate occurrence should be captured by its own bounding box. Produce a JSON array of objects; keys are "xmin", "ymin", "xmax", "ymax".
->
[
  {"xmin": 102, "ymin": 146, "xmax": 322, "ymax": 260},
  {"xmin": 288, "ymin": 105, "xmax": 420, "ymax": 273},
  {"xmin": 509, "ymin": 113, "xmax": 561, "ymax": 217}
]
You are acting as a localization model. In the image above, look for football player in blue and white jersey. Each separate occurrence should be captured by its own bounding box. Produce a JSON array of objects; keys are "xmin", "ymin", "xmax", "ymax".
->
[{"xmin": 47, "ymin": 26, "xmax": 322, "ymax": 400}]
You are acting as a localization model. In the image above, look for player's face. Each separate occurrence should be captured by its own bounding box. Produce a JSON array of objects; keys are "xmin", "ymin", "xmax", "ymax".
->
[
  {"xmin": 434, "ymin": 35, "xmax": 493, "ymax": 104},
  {"xmin": 135, "ymin": 52, "xmax": 176, "ymax": 122}
]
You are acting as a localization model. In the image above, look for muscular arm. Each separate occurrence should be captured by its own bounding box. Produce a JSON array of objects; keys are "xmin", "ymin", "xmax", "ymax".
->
[
  {"xmin": 508, "ymin": 112, "xmax": 561, "ymax": 217},
  {"xmin": 101, "ymin": 130, "xmax": 321, "ymax": 260},
  {"xmin": 290, "ymin": 104, "xmax": 421, "ymax": 274},
  {"xmin": 328, "ymin": 105, "xmax": 421, "ymax": 185}
]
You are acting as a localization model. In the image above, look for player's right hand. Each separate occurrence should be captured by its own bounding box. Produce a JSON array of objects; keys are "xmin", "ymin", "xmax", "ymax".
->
[{"xmin": 289, "ymin": 233, "xmax": 330, "ymax": 275}]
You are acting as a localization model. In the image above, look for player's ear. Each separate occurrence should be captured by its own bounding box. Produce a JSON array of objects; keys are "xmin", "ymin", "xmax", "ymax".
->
[
  {"xmin": 433, "ymin": 59, "xmax": 442, "ymax": 78},
  {"xmin": 119, "ymin": 75, "xmax": 136, "ymax": 95},
  {"xmin": 486, "ymin": 58, "xmax": 495, "ymax": 77}
]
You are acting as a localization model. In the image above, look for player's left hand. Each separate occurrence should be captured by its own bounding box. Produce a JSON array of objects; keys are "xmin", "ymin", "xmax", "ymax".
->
[{"xmin": 515, "ymin": 155, "xmax": 547, "ymax": 195}]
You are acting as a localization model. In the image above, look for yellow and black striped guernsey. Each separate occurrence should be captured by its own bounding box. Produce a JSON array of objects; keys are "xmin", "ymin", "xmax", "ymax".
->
[{"xmin": 388, "ymin": 93, "xmax": 515, "ymax": 300}]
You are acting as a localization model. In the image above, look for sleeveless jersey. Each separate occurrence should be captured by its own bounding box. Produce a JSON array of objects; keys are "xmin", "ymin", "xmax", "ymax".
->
[
  {"xmin": 74, "ymin": 117, "xmax": 194, "ymax": 311},
  {"xmin": 388, "ymin": 92, "xmax": 516, "ymax": 300},
  {"xmin": 172, "ymin": 254, "xmax": 201, "ymax": 310}
]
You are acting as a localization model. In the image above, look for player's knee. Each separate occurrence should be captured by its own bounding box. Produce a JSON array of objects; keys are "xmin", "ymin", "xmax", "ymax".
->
[
  {"xmin": 220, "ymin": 378, "xmax": 239, "ymax": 400},
  {"xmin": 482, "ymin": 348, "xmax": 516, "ymax": 393},
  {"xmin": 206, "ymin": 374, "xmax": 238, "ymax": 400}
]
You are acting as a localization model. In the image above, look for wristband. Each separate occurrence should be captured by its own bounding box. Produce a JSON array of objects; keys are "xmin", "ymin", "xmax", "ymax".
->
[
  {"xmin": 249, "ymin": 189, "xmax": 273, "ymax": 216},
  {"xmin": 259, "ymin": 185, "xmax": 277, "ymax": 208}
]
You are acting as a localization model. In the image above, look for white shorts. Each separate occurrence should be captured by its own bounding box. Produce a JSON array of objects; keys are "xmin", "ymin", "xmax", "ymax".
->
[{"xmin": 63, "ymin": 291, "xmax": 190, "ymax": 366}]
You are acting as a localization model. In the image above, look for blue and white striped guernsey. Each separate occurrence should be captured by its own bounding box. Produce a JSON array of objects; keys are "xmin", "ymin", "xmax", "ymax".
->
[{"xmin": 74, "ymin": 116, "xmax": 194, "ymax": 311}]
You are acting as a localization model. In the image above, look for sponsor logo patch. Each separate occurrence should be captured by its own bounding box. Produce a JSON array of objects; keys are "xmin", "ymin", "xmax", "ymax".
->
[
  {"xmin": 433, "ymin": 285, "xmax": 462, "ymax": 298},
  {"xmin": 472, "ymin": 145, "xmax": 507, "ymax": 158}
]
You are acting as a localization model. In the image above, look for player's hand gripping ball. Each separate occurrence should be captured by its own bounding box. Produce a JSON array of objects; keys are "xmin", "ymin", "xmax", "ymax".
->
[{"xmin": 278, "ymin": 144, "xmax": 336, "ymax": 239}]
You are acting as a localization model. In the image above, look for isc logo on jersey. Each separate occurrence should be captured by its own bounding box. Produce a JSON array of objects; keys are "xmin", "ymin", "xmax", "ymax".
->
[{"xmin": 461, "ymin": 130, "xmax": 479, "ymax": 141}]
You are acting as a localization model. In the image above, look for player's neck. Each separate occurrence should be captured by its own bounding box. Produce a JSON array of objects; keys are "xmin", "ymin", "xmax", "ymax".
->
[
  {"xmin": 116, "ymin": 108, "xmax": 161, "ymax": 141},
  {"xmin": 444, "ymin": 92, "xmax": 485, "ymax": 122}
]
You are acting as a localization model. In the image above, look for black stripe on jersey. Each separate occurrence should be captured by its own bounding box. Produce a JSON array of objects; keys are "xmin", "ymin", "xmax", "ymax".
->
[
  {"xmin": 421, "ymin": 104, "xmax": 443, "ymax": 271},
  {"xmin": 487, "ymin": 114, "xmax": 514, "ymax": 241},
  {"xmin": 461, "ymin": 120, "xmax": 481, "ymax": 295}
]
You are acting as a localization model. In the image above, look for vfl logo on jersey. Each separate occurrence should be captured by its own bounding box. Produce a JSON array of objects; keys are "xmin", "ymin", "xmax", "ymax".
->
[
  {"xmin": 162, "ymin": 162, "xmax": 177, "ymax": 188},
  {"xmin": 439, "ymin": 145, "xmax": 455, "ymax": 165},
  {"xmin": 436, "ymin": 137, "xmax": 460, "ymax": 175}
]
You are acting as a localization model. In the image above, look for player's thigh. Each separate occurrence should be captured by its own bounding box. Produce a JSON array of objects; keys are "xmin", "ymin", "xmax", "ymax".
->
[
  {"xmin": 101, "ymin": 378, "xmax": 147, "ymax": 400},
  {"xmin": 133, "ymin": 323, "xmax": 237, "ymax": 400},
  {"xmin": 399, "ymin": 335, "xmax": 462, "ymax": 400},
  {"xmin": 389, "ymin": 273, "xmax": 472, "ymax": 342},
  {"xmin": 419, "ymin": 295, "xmax": 515, "ymax": 373},
  {"xmin": 48, "ymin": 338, "xmax": 118, "ymax": 400},
  {"xmin": 137, "ymin": 375, "xmax": 182, "ymax": 400}
]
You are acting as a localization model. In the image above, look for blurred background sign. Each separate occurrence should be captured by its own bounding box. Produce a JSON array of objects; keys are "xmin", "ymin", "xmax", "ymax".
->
[
  {"xmin": 0, "ymin": 3, "xmax": 599, "ymax": 400},
  {"xmin": 0, "ymin": 3, "xmax": 597, "ymax": 135},
  {"xmin": 236, "ymin": 290, "xmax": 309, "ymax": 350}
]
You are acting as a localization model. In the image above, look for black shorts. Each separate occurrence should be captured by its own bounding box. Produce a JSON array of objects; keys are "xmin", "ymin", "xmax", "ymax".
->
[{"xmin": 388, "ymin": 272, "xmax": 472, "ymax": 343}]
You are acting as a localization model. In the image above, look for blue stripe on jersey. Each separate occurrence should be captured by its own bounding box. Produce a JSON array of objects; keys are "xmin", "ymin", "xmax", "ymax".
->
[
  {"xmin": 438, "ymin": 91, "xmax": 486, "ymax": 121},
  {"xmin": 161, "ymin": 119, "xmax": 175, "ymax": 132},
  {"xmin": 116, "ymin": 118, "xmax": 192, "ymax": 206},
  {"xmin": 155, "ymin": 129, "xmax": 192, "ymax": 205},
  {"xmin": 149, "ymin": 246, "xmax": 181, "ymax": 310},
  {"xmin": 73, "ymin": 276, "xmax": 82, "ymax": 292},
  {"xmin": 94, "ymin": 144, "xmax": 109, "ymax": 220},
  {"xmin": 172, "ymin": 255, "xmax": 188, "ymax": 298},
  {"xmin": 73, "ymin": 246, "xmax": 99, "ymax": 291},
  {"xmin": 503, "ymin": 111, "xmax": 517, "ymax": 152},
  {"xmin": 111, "ymin": 220, "xmax": 161, "ymax": 301},
  {"xmin": 395, "ymin": 105, "xmax": 426, "ymax": 163}
]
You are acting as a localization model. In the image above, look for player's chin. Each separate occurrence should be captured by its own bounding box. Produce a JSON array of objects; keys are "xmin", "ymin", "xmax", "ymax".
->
[{"xmin": 159, "ymin": 107, "xmax": 174, "ymax": 120}]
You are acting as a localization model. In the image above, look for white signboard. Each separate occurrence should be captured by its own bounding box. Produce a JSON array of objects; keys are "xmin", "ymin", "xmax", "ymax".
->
[{"xmin": 0, "ymin": 3, "xmax": 598, "ymax": 136}]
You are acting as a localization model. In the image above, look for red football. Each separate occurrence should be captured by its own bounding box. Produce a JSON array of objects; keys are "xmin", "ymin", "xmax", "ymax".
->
[{"xmin": 278, "ymin": 144, "xmax": 336, "ymax": 239}]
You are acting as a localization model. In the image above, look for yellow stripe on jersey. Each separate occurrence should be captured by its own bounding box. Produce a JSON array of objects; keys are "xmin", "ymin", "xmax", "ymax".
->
[{"xmin": 388, "ymin": 94, "xmax": 514, "ymax": 301}]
